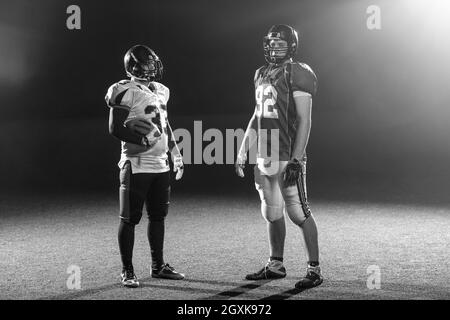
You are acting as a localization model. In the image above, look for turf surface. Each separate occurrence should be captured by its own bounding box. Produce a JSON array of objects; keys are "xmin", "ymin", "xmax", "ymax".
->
[{"xmin": 0, "ymin": 193, "xmax": 449, "ymax": 300}]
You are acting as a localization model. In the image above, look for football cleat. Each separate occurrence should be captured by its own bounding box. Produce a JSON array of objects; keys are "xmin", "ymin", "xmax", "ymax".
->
[
  {"xmin": 294, "ymin": 265, "xmax": 323, "ymax": 289},
  {"xmin": 152, "ymin": 263, "xmax": 185, "ymax": 280},
  {"xmin": 121, "ymin": 267, "xmax": 139, "ymax": 288},
  {"xmin": 245, "ymin": 260, "xmax": 287, "ymax": 280}
]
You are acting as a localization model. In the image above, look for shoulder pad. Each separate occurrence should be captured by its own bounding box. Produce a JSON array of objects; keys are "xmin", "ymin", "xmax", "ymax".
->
[
  {"xmin": 105, "ymin": 81, "xmax": 135, "ymax": 109},
  {"xmin": 151, "ymin": 81, "xmax": 170, "ymax": 103},
  {"xmin": 254, "ymin": 66, "xmax": 265, "ymax": 82},
  {"xmin": 289, "ymin": 62, "xmax": 318, "ymax": 96}
]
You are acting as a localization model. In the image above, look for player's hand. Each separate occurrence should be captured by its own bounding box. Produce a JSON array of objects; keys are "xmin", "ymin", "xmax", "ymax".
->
[
  {"xmin": 172, "ymin": 154, "xmax": 184, "ymax": 180},
  {"xmin": 141, "ymin": 135, "xmax": 160, "ymax": 149},
  {"xmin": 235, "ymin": 154, "xmax": 246, "ymax": 178},
  {"xmin": 126, "ymin": 118, "xmax": 153, "ymax": 136},
  {"xmin": 283, "ymin": 158, "xmax": 302, "ymax": 187}
]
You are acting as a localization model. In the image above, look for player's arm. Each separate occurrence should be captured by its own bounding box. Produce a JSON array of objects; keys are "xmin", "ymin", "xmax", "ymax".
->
[
  {"xmin": 238, "ymin": 109, "xmax": 258, "ymax": 157},
  {"xmin": 167, "ymin": 121, "xmax": 183, "ymax": 180},
  {"xmin": 235, "ymin": 68, "xmax": 262, "ymax": 177},
  {"xmin": 235, "ymin": 108, "xmax": 258, "ymax": 177},
  {"xmin": 282, "ymin": 92, "xmax": 312, "ymax": 186},
  {"xmin": 237, "ymin": 68, "xmax": 260, "ymax": 162},
  {"xmin": 167, "ymin": 121, "xmax": 181, "ymax": 156},
  {"xmin": 283, "ymin": 63, "xmax": 317, "ymax": 186},
  {"xmin": 291, "ymin": 92, "xmax": 312, "ymax": 161},
  {"xmin": 108, "ymin": 107, "xmax": 148, "ymax": 146}
]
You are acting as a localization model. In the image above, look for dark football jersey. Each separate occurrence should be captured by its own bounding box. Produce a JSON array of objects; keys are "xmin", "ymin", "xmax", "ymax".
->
[{"xmin": 254, "ymin": 60, "xmax": 317, "ymax": 161}]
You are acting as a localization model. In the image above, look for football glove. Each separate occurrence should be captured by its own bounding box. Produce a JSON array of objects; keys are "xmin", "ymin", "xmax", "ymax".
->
[
  {"xmin": 235, "ymin": 153, "xmax": 246, "ymax": 178},
  {"xmin": 172, "ymin": 154, "xmax": 184, "ymax": 180},
  {"xmin": 283, "ymin": 158, "xmax": 302, "ymax": 187}
]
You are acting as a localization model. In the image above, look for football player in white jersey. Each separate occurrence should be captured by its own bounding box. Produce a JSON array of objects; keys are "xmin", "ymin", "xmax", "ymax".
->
[{"xmin": 106, "ymin": 45, "xmax": 184, "ymax": 287}]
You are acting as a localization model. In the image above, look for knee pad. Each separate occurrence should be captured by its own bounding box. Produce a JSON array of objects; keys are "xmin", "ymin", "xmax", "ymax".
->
[
  {"xmin": 261, "ymin": 203, "xmax": 284, "ymax": 223},
  {"xmin": 285, "ymin": 204, "xmax": 311, "ymax": 226},
  {"xmin": 147, "ymin": 185, "xmax": 170, "ymax": 222},
  {"xmin": 255, "ymin": 167, "xmax": 284, "ymax": 223},
  {"xmin": 119, "ymin": 218, "xmax": 137, "ymax": 228},
  {"xmin": 119, "ymin": 211, "xmax": 142, "ymax": 225},
  {"xmin": 283, "ymin": 185, "xmax": 311, "ymax": 226},
  {"xmin": 120, "ymin": 206, "xmax": 143, "ymax": 225},
  {"xmin": 148, "ymin": 204, "xmax": 169, "ymax": 222}
]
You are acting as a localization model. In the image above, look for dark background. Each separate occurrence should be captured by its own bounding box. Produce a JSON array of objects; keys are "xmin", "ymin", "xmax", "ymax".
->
[{"xmin": 1, "ymin": 0, "xmax": 449, "ymax": 204}]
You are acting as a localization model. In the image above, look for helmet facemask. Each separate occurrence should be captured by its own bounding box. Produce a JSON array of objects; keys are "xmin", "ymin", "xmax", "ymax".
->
[
  {"xmin": 263, "ymin": 25, "xmax": 298, "ymax": 64},
  {"xmin": 264, "ymin": 35, "xmax": 289, "ymax": 64}
]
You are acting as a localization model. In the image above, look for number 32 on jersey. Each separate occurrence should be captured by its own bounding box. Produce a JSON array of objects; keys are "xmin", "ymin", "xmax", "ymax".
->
[{"xmin": 255, "ymin": 84, "xmax": 278, "ymax": 119}]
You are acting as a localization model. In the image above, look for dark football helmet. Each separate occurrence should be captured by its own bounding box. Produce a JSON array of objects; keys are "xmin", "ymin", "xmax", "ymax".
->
[
  {"xmin": 263, "ymin": 24, "xmax": 299, "ymax": 64},
  {"xmin": 124, "ymin": 45, "xmax": 163, "ymax": 81}
]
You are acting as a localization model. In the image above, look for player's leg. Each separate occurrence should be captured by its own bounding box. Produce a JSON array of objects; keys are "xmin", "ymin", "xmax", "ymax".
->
[
  {"xmin": 267, "ymin": 209, "xmax": 286, "ymax": 260},
  {"xmin": 246, "ymin": 165, "xmax": 286, "ymax": 280},
  {"xmin": 146, "ymin": 171, "xmax": 184, "ymax": 280},
  {"xmin": 280, "ymin": 162, "xmax": 323, "ymax": 289},
  {"xmin": 256, "ymin": 166, "xmax": 286, "ymax": 259},
  {"xmin": 118, "ymin": 161, "xmax": 147, "ymax": 287}
]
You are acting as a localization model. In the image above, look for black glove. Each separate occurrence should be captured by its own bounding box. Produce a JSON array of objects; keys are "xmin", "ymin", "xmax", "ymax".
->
[{"xmin": 283, "ymin": 158, "xmax": 302, "ymax": 187}]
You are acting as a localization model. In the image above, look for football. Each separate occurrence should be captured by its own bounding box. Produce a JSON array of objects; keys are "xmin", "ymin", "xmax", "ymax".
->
[{"xmin": 125, "ymin": 118, "xmax": 153, "ymax": 136}]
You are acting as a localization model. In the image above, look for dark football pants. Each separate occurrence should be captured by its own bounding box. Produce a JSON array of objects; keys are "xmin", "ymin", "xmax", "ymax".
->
[
  {"xmin": 119, "ymin": 161, "xmax": 170, "ymax": 225},
  {"xmin": 118, "ymin": 161, "xmax": 170, "ymax": 269}
]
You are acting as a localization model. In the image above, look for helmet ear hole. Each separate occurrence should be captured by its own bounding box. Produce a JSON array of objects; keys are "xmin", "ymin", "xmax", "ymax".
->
[{"xmin": 291, "ymin": 43, "xmax": 297, "ymax": 56}]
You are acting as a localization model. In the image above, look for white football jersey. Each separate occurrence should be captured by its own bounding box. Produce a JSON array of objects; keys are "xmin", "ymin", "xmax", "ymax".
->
[{"xmin": 105, "ymin": 79, "xmax": 170, "ymax": 173}]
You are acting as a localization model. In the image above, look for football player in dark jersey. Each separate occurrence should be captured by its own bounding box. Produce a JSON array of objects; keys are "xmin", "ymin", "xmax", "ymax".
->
[
  {"xmin": 106, "ymin": 45, "xmax": 184, "ymax": 287},
  {"xmin": 236, "ymin": 25, "xmax": 323, "ymax": 289}
]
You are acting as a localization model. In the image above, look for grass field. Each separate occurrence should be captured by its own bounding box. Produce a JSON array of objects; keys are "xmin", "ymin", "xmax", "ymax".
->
[{"xmin": 0, "ymin": 192, "xmax": 449, "ymax": 300}]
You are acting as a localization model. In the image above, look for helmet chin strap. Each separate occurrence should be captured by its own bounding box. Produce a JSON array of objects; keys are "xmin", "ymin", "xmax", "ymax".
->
[
  {"xmin": 270, "ymin": 56, "xmax": 292, "ymax": 65},
  {"xmin": 269, "ymin": 52, "xmax": 288, "ymax": 63}
]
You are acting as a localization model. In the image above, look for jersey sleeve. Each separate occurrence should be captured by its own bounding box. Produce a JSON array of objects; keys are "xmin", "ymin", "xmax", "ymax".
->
[
  {"xmin": 290, "ymin": 63, "xmax": 318, "ymax": 96},
  {"xmin": 105, "ymin": 81, "xmax": 135, "ymax": 110}
]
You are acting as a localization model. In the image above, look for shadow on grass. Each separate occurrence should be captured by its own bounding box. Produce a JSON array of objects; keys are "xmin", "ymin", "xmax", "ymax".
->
[
  {"xmin": 37, "ymin": 279, "xmax": 141, "ymax": 300},
  {"xmin": 39, "ymin": 277, "xmax": 301, "ymax": 300},
  {"xmin": 38, "ymin": 277, "xmax": 449, "ymax": 300},
  {"xmin": 260, "ymin": 287, "xmax": 305, "ymax": 300},
  {"xmin": 201, "ymin": 280, "xmax": 274, "ymax": 300}
]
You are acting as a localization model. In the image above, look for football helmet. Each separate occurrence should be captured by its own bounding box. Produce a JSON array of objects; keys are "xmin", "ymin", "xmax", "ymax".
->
[
  {"xmin": 124, "ymin": 44, "xmax": 163, "ymax": 81},
  {"xmin": 263, "ymin": 24, "xmax": 299, "ymax": 64}
]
